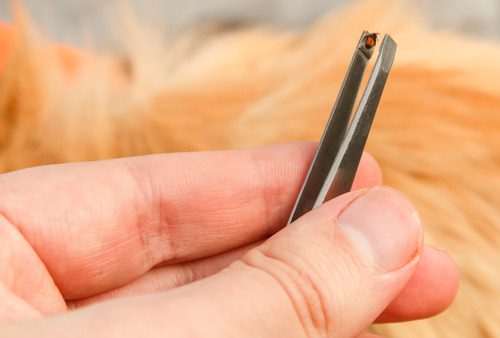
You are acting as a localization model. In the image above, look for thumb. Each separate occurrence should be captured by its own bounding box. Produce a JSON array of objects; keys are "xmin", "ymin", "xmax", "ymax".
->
[
  {"xmin": 176, "ymin": 186, "xmax": 422, "ymax": 337},
  {"xmin": 153, "ymin": 186, "xmax": 422, "ymax": 337}
]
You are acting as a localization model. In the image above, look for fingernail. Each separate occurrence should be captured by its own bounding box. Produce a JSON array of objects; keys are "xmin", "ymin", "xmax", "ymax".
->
[{"xmin": 338, "ymin": 187, "xmax": 422, "ymax": 271}]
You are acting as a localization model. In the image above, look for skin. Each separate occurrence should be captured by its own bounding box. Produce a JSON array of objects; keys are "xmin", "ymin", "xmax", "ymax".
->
[{"xmin": 0, "ymin": 142, "xmax": 459, "ymax": 337}]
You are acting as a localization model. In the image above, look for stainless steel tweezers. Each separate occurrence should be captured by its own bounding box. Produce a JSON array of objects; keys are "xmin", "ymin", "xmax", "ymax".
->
[{"xmin": 288, "ymin": 31, "xmax": 397, "ymax": 224}]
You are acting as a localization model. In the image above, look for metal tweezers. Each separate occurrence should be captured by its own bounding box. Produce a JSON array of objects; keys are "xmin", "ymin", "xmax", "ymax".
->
[{"xmin": 288, "ymin": 31, "xmax": 397, "ymax": 224}]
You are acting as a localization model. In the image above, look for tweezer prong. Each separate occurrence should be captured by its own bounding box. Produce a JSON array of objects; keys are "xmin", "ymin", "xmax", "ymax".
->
[
  {"xmin": 288, "ymin": 33, "xmax": 397, "ymax": 224},
  {"xmin": 287, "ymin": 31, "xmax": 374, "ymax": 223}
]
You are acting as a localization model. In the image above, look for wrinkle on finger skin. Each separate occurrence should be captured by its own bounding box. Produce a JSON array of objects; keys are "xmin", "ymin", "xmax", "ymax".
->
[
  {"xmin": 68, "ymin": 241, "xmax": 260, "ymax": 308},
  {"xmin": 0, "ymin": 214, "xmax": 65, "ymax": 316},
  {"xmin": 0, "ymin": 284, "xmax": 41, "ymax": 323}
]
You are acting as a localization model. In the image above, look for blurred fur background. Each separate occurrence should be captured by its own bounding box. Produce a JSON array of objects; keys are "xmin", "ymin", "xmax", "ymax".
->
[{"xmin": 0, "ymin": 0, "xmax": 499, "ymax": 337}]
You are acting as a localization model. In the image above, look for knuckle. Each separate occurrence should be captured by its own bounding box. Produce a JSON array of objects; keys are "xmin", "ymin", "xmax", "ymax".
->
[
  {"xmin": 241, "ymin": 246, "xmax": 333, "ymax": 337},
  {"xmin": 123, "ymin": 159, "xmax": 174, "ymax": 265}
]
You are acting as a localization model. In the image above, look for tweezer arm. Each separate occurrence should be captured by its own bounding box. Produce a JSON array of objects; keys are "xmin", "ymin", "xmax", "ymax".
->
[{"xmin": 288, "ymin": 31, "xmax": 375, "ymax": 224}]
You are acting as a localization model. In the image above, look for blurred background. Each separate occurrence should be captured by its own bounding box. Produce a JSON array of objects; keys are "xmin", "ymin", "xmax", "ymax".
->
[{"xmin": 0, "ymin": 0, "xmax": 499, "ymax": 47}]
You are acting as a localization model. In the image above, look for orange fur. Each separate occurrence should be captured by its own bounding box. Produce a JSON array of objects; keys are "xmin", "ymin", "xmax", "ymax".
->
[{"xmin": 0, "ymin": 0, "xmax": 499, "ymax": 336}]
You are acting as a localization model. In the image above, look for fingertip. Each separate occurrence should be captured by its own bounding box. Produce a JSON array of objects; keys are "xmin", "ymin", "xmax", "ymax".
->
[
  {"xmin": 376, "ymin": 245, "xmax": 460, "ymax": 322},
  {"xmin": 281, "ymin": 143, "xmax": 381, "ymax": 191},
  {"xmin": 423, "ymin": 246, "xmax": 460, "ymax": 310},
  {"xmin": 352, "ymin": 152, "xmax": 383, "ymax": 190}
]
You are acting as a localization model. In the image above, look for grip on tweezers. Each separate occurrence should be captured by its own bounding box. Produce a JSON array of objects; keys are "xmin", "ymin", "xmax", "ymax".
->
[{"xmin": 288, "ymin": 32, "xmax": 397, "ymax": 224}]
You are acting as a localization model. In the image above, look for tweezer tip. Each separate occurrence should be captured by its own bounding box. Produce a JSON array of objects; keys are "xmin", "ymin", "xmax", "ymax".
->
[
  {"xmin": 358, "ymin": 31, "xmax": 376, "ymax": 58},
  {"xmin": 378, "ymin": 35, "xmax": 397, "ymax": 73},
  {"xmin": 381, "ymin": 34, "xmax": 398, "ymax": 49}
]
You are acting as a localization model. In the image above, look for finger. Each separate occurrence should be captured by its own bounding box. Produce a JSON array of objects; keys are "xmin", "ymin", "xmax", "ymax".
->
[
  {"xmin": 70, "ymin": 246, "xmax": 458, "ymax": 325},
  {"xmin": 0, "ymin": 142, "xmax": 381, "ymax": 299},
  {"xmin": 69, "ymin": 241, "xmax": 260, "ymax": 308},
  {"xmin": 70, "ymin": 243, "xmax": 458, "ymax": 325},
  {"xmin": 351, "ymin": 152, "xmax": 382, "ymax": 191},
  {"xmin": 376, "ymin": 245, "xmax": 459, "ymax": 322},
  {"xmin": 2, "ymin": 187, "xmax": 424, "ymax": 337},
  {"xmin": 152, "ymin": 187, "xmax": 422, "ymax": 337}
]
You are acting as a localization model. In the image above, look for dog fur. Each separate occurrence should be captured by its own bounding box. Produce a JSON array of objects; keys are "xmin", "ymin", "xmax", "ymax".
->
[{"xmin": 0, "ymin": 0, "xmax": 499, "ymax": 336}]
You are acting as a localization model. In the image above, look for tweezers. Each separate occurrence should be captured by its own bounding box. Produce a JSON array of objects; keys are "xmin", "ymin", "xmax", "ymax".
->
[{"xmin": 288, "ymin": 31, "xmax": 397, "ymax": 224}]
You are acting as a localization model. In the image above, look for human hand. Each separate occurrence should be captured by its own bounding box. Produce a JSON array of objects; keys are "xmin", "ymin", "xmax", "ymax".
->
[{"xmin": 0, "ymin": 143, "xmax": 458, "ymax": 337}]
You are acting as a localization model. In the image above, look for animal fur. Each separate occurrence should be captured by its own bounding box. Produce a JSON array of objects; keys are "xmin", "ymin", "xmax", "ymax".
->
[{"xmin": 0, "ymin": 0, "xmax": 499, "ymax": 336}]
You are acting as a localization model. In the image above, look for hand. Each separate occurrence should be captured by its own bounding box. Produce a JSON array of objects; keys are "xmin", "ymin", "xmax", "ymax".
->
[{"xmin": 0, "ymin": 143, "xmax": 458, "ymax": 337}]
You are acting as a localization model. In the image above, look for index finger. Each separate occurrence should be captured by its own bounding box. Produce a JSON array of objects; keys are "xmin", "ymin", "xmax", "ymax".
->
[{"xmin": 0, "ymin": 142, "xmax": 381, "ymax": 299}]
